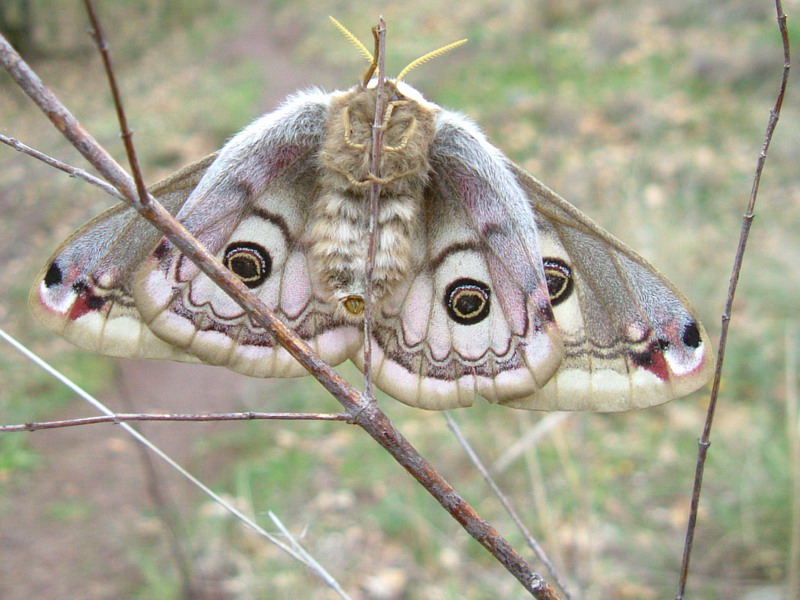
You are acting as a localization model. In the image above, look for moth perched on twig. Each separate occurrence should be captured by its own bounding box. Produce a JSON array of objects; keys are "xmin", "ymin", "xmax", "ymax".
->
[{"xmin": 30, "ymin": 20, "xmax": 715, "ymax": 412}]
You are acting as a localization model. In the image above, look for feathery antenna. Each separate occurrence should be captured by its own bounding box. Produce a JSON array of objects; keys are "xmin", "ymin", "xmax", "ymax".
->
[
  {"xmin": 329, "ymin": 17, "xmax": 467, "ymax": 82},
  {"xmin": 329, "ymin": 16, "xmax": 373, "ymax": 63},
  {"xmin": 397, "ymin": 38, "xmax": 468, "ymax": 81}
]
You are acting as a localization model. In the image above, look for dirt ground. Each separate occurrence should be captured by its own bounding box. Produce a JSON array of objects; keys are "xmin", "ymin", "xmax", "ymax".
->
[
  {"xmin": 0, "ymin": 361, "xmax": 252, "ymax": 599},
  {"xmin": 0, "ymin": 4, "xmax": 338, "ymax": 598}
]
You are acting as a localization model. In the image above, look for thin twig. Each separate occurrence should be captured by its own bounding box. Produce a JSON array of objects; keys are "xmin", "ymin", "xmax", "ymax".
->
[
  {"xmin": 445, "ymin": 413, "xmax": 574, "ymax": 600},
  {"xmin": 0, "ymin": 132, "xmax": 124, "ymax": 199},
  {"xmin": 491, "ymin": 412, "xmax": 573, "ymax": 473},
  {"xmin": 362, "ymin": 17, "xmax": 387, "ymax": 400},
  {"xmin": 0, "ymin": 326, "xmax": 353, "ymax": 599},
  {"xmin": 0, "ymin": 19, "xmax": 561, "ymax": 597},
  {"xmin": 0, "ymin": 411, "xmax": 351, "ymax": 433},
  {"xmin": 83, "ymin": 0, "xmax": 151, "ymax": 207},
  {"xmin": 675, "ymin": 1, "xmax": 790, "ymax": 597},
  {"xmin": 268, "ymin": 511, "xmax": 354, "ymax": 600}
]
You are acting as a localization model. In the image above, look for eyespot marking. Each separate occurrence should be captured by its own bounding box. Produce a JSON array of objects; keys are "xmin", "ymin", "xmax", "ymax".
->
[
  {"xmin": 223, "ymin": 242, "xmax": 271, "ymax": 289},
  {"xmin": 682, "ymin": 321, "xmax": 701, "ymax": 348},
  {"xmin": 543, "ymin": 258, "xmax": 573, "ymax": 306},
  {"xmin": 445, "ymin": 278, "xmax": 491, "ymax": 325},
  {"xmin": 44, "ymin": 261, "xmax": 63, "ymax": 288}
]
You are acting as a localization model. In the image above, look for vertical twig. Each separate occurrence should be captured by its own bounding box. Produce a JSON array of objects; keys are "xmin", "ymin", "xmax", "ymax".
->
[
  {"xmin": 362, "ymin": 17, "xmax": 387, "ymax": 400},
  {"xmin": 82, "ymin": 0, "xmax": 150, "ymax": 209},
  {"xmin": 675, "ymin": 1, "xmax": 790, "ymax": 597}
]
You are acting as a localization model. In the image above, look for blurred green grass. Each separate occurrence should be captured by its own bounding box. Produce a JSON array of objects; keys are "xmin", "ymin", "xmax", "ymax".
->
[{"xmin": 1, "ymin": 0, "xmax": 798, "ymax": 599}]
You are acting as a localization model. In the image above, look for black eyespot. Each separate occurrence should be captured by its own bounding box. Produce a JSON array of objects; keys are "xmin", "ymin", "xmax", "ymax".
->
[
  {"xmin": 223, "ymin": 242, "xmax": 271, "ymax": 289},
  {"xmin": 445, "ymin": 278, "xmax": 491, "ymax": 325},
  {"xmin": 543, "ymin": 258, "xmax": 573, "ymax": 306},
  {"xmin": 44, "ymin": 261, "xmax": 63, "ymax": 287},
  {"xmin": 682, "ymin": 321, "xmax": 701, "ymax": 348}
]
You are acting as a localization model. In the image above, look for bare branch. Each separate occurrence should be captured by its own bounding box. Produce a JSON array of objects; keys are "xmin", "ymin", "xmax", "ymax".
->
[
  {"xmin": 675, "ymin": 1, "xmax": 791, "ymax": 597},
  {"xmin": 0, "ymin": 133, "xmax": 124, "ymax": 199},
  {"xmin": 445, "ymin": 413, "xmax": 575, "ymax": 600},
  {"xmin": 362, "ymin": 17, "xmax": 387, "ymax": 400},
  {"xmin": 83, "ymin": 0, "xmax": 150, "ymax": 213},
  {"xmin": 0, "ymin": 411, "xmax": 351, "ymax": 433}
]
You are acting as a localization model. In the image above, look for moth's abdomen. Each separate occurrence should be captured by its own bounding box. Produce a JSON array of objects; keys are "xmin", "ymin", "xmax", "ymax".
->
[
  {"xmin": 308, "ymin": 83, "xmax": 437, "ymax": 317},
  {"xmin": 307, "ymin": 189, "xmax": 421, "ymax": 317}
]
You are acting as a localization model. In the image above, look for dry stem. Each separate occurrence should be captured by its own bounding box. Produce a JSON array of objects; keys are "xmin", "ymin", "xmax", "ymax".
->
[
  {"xmin": 362, "ymin": 17, "xmax": 387, "ymax": 400},
  {"xmin": 0, "ymin": 411, "xmax": 351, "ymax": 433},
  {"xmin": 675, "ymin": 1, "xmax": 791, "ymax": 597}
]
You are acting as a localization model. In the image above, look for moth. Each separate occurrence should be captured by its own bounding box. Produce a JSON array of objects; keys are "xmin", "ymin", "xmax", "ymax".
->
[{"xmin": 29, "ymin": 22, "xmax": 715, "ymax": 412}]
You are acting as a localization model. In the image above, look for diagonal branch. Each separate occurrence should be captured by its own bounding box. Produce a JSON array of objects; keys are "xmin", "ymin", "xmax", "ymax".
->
[
  {"xmin": 675, "ymin": 1, "xmax": 791, "ymax": 597},
  {"xmin": 0, "ymin": 19, "xmax": 562, "ymax": 600},
  {"xmin": 0, "ymin": 326, "xmax": 353, "ymax": 599}
]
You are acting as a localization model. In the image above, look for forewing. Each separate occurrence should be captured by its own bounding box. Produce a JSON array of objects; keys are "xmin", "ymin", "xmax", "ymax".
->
[
  {"xmin": 29, "ymin": 155, "xmax": 216, "ymax": 361},
  {"xmin": 356, "ymin": 110, "xmax": 564, "ymax": 409},
  {"xmin": 502, "ymin": 165, "xmax": 715, "ymax": 411},
  {"xmin": 133, "ymin": 91, "xmax": 362, "ymax": 377}
]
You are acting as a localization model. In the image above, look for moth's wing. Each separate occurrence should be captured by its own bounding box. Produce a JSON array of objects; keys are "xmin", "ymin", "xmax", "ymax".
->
[
  {"xmin": 355, "ymin": 110, "xmax": 565, "ymax": 409},
  {"xmin": 132, "ymin": 91, "xmax": 362, "ymax": 378},
  {"xmin": 502, "ymin": 165, "xmax": 715, "ymax": 411},
  {"xmin": 29, "ymin": 155, "xmax": 217, "ymax": 361}
]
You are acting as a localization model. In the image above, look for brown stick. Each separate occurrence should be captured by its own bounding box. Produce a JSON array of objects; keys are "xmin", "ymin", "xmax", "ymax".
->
[
  {"xmin": 0, "ymin": 132, "xmax": 124, "ymax": 199},
  {"xmin": 445, "ymin": 413, "xmax": 573, "ymax": 599},
  {"xmin": 0, "ymin": 412, "xmax": 352, "ymax": 433},
  {"xmin": 0, "ymin": 18, "xmax": 560, "ymax": 600},
  {"xmin": 675, "ymin": 1, "xmax": 790, "ymax": 597}
]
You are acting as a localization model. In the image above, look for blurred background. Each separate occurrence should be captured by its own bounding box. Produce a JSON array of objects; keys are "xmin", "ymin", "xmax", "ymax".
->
[{"xmin": 0, "ymin": 0, "xmax": 798, "ymax": 598}]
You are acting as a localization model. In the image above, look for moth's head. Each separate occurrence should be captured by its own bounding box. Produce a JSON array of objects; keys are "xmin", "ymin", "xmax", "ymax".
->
[
  {"xmin": 322, "ymin": 18, "xmax": 466, "ymax": 192},
  {"xmin": 346, "ymin": 78, "xmax": 437, "ymax": 124},
  {"xmin": 362, "ymin": 78, "xmax": 432, "ymax": 109},
  {"xmin": 323, "ymin": 78, "xmax": 439, "ymax": 194}
]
